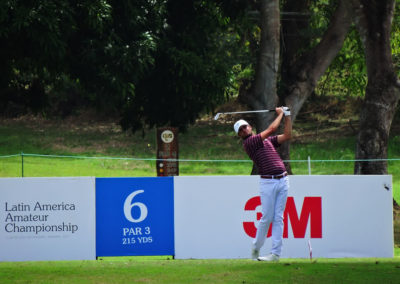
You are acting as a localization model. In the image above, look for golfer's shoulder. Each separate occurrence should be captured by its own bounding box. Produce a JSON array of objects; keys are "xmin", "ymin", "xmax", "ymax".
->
[{"xmin": 244, "ymin": 134, "xmax": 262, "ymax": 147}]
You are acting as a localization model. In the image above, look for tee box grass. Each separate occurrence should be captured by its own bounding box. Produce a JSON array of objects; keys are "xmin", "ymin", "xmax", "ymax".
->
[{"xmin": 1, "ymin": 253, "xmax": 400, "ymax": 283}]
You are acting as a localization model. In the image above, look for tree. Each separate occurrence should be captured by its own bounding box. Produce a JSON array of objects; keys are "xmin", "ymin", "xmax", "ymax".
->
[
  {"xmin": 279, "ymin": 0, "xmax": 354, "ymax": 171},
  {"xmin": 0, "ymin": 0, "xmax": 82, "ymax": 115},
  {"xmin": 245, "ymin": 0, "xmax": 281, "ymax": 130},
  {"xmin": 238, "ymin": 0, "xmax": 400, "ymax": 182},
  {"xmin": 0, "ymin": 1, "xmax": 162, "ymax": 117},
  {"xmin": 237, "ymin": 0, "xmax": 353, "ymax": 173},
  {"xmin": 120, "ymin": 0, "xmax": 241, "ymax": 132},
  {"xmin": 351, "ymin": 0, "xmax": 400, "ymax": 175}
]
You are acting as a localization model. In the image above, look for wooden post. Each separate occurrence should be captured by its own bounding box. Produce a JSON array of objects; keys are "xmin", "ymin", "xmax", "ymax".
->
[{"xmin": 156, "ymin": 128, "xmax": 179, "ymax": 176}]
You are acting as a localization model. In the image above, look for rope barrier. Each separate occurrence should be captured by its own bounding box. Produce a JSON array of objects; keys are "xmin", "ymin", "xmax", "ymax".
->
[
  {"xmin": 0, "ymin": 154, "xmax": 22, "ymax": 158},
  {"xmin": 1, "ymin": 153, "xmax": 400, "ymax": 163},
  {"xmin": 2, "ymin": 153, "xmax": 399, "ymax": 178}
]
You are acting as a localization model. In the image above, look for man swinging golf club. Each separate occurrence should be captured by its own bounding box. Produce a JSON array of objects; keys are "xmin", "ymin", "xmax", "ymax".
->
[{"xmin": 234, "ymin": 107, "xmax": 292, "ymax": 262}]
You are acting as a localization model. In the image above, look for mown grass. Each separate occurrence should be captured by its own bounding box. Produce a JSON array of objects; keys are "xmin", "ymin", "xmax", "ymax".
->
[
  {"xmin": 1, "ymin": 116, "xmax": 399, "ymax": 201},
  {"xmin": 1, "ymin": 253, "xmax": 400, "ymax": 284}
]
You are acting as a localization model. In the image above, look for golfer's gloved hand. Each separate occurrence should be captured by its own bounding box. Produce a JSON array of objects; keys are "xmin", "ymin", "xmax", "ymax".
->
[{"xmin": 282, "ymin": 107, "xmax": 291, "ymax": 116}]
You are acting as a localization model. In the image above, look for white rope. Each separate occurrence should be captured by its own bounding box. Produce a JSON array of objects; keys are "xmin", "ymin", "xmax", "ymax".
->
[{"xmin": 1, "ymin": 153, "xmax": 400, "ymax": 163}]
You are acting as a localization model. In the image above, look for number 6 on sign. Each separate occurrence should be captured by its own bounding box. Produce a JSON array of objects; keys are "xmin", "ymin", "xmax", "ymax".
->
[{"xmin": 123, "ymin": 190, "xmax": 148, "ymax": 223}]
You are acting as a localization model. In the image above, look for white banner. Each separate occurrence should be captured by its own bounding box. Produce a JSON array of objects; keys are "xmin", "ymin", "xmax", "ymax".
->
[
  {"xmin": 174, "ymin": 175, "xmax": 393, "ymax": 259},
  {"xmin": 0, "ymin": 177, "xmax": 96, "ymax": 261}
]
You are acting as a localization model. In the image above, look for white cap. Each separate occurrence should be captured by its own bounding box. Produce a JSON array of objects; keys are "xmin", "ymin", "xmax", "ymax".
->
[{"xmin": 234, "ymin": 119, "xmax": 249, "ymax": 134}]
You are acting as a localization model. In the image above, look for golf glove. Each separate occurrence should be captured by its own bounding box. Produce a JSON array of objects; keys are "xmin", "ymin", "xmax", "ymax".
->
[{"xmin": 282, "ymin": 107, "xmax": 291, "ymax": 116}]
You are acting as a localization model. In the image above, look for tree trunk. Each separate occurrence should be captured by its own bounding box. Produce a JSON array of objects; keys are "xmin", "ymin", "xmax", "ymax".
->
[
  {"xmin": 242, "ymin": 0, "xmax": 280, "ymax": 175},
  {"xmin": 240, "ymin": 0, "xmax": 280, "ymax": 175},
  {"xmin": 352, "ymin": 0, "xmax": 400, "ymax": 174},
  {"xmin": 247, "ymin": 0, "xmax": 280, "ymax": 132},
  {"xmin": 279, "ymin": 0, "xmax": 353, "ymax": 171}
]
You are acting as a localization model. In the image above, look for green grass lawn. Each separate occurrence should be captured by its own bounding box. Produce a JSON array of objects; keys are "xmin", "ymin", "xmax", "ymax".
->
[
  {"xmin": 1, "ymin": 252, "xmax": 400, "ymax": 284},
  {"xmin": 1, "ymin": 117, "xmax": 399, "ymax": 201}
]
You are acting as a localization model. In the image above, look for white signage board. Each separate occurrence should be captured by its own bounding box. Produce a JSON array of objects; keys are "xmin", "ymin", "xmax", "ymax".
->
[
  {"xmin": 0, "ymin": 177, "xmax": 96, "ymax": 261},
  {"xmin": 174, "ymin": 175, "xmax": 393, "ymax": 259}
]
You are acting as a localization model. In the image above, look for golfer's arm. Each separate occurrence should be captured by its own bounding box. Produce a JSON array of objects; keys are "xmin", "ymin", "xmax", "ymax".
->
[
  {"xmin": 277, "ymin": 116, "xmax": 292, "ymax": 144},
  {"xmin": 260, "ymin": 112, "xmax": 284, "ymax": 140}
]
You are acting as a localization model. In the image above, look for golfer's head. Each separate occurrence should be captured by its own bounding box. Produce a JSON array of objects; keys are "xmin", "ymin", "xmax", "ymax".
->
[{"xmin": 234, "ymin": 119, "xmax": 251, "ymax": 138}]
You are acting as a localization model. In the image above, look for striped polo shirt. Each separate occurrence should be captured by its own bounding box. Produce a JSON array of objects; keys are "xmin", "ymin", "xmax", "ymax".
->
[{"xmin": 243, "ymin": 134, "xmax": 286, "ymax": 175}]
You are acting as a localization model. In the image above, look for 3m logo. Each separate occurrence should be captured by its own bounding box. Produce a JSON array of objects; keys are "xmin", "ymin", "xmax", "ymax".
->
[{"xmin": 243, "ymin": 196, "xmax": 322, "ymax": 238}]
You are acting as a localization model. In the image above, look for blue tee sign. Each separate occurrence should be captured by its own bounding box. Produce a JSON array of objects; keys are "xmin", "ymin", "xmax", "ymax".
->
[{"xmin": 96, "ymin": 177, "xmax": 174, "ymax": 256}]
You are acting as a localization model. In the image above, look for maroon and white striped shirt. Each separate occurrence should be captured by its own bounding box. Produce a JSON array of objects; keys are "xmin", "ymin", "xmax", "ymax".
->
[{"xmin": 242, "ymin": 134, "xmax": 286, "ymax": 175}]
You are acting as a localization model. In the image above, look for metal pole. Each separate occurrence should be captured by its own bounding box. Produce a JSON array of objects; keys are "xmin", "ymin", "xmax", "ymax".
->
[
  {"xmin": 21, "ymin": 152, "xmax": 24, "ymax": 177},
  {"xmin": 308, "ymin": 156, "xmax": 311, "ymax": 175}
]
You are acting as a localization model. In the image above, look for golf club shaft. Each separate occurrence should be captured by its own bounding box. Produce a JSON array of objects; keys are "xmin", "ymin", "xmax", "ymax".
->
[
  {"xmin": 219, "ymin": 109, "xmax": 276, "ymax": 115},
  {"xmin": 214, "ymin": 109, "xmax": 276, "ymax": 120}
]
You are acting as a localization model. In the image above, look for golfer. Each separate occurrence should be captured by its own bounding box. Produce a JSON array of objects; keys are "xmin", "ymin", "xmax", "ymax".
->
[{"xmin": 234, "ymin": 107, "xmax": 292, "ymax": 262}]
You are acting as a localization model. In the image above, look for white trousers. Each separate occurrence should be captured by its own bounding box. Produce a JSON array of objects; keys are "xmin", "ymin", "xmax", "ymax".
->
[{"xmin": 252, "ymin": 176, "xmax": 289, "ymax": 256}]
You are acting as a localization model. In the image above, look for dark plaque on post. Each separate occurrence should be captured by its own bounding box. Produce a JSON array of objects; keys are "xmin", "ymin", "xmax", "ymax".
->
[{"xmin": 156, "ymin": 127, "xmax": 179, "ymax": 176}]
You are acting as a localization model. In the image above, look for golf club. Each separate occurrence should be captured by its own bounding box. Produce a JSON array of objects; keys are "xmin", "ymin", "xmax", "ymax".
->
[{"xmin": 214, "ymin": 109, "xmax": 277, "ymax": 120}]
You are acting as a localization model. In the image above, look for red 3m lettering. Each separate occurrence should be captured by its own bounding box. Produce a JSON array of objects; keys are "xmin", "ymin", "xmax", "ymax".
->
[
  {"xmin": 243, "ymin": 196, "xmax": 322, "ymax": 239},
  {"xmin": 243, "ymin": 196, "xmax": 260, "ymax": 238},
  {"xmin": 284, "ymin": 197, "xmax": 322, "ymax": 238}
]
